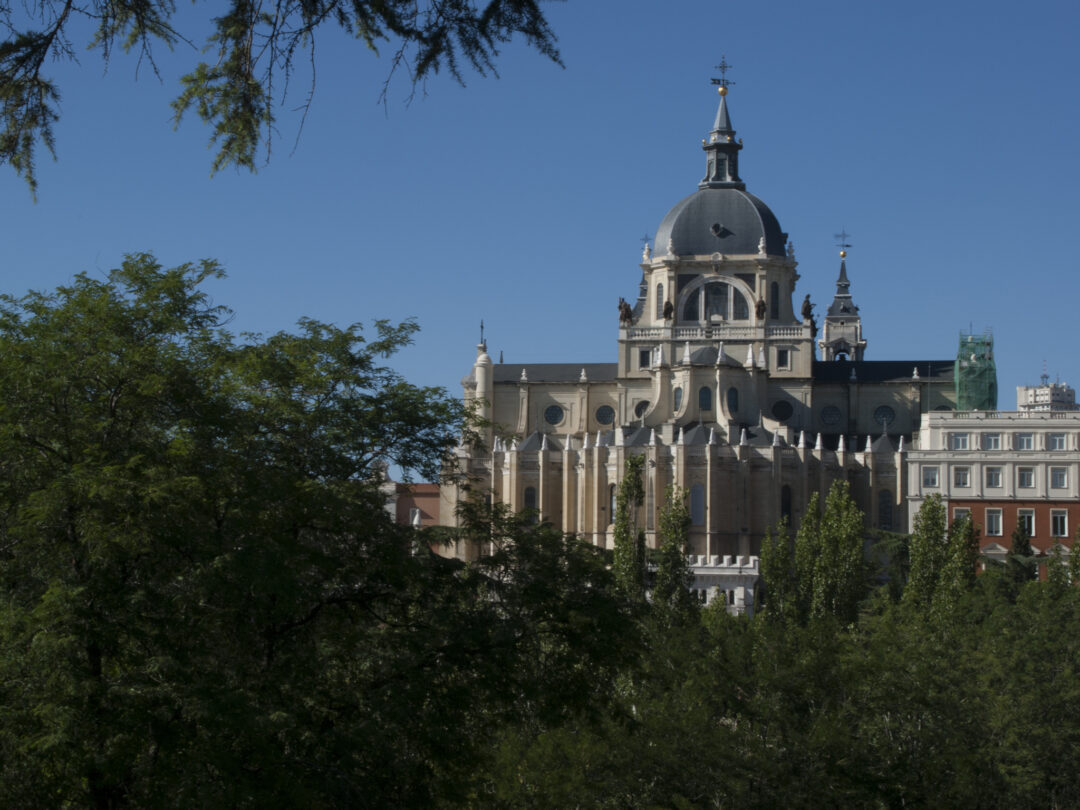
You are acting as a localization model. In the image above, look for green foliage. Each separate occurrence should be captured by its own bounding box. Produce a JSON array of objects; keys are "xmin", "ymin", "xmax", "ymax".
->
[
  {"xmin": 1008, "ymin": 523, "xmax": 1038, "ymax": 592},
  {"xmin": 0, "ymin": 254, "xmax": 634, "ymax": 806},
  {"xmin": 793, "ymin": 490, "xmax": 821, "ymax": 621},
  {"xmin": 809, "ymin": 481, "xmax": 866, "ymax": 623},
  {"xmin": 933, "ymin": 512, "xmax": 980, "ymax": 619},
  {"xmin": 1, "ymin": 0, "xmax": 563, "ymax": 192},
  {"xmin": 612, "ymin": 453, "xmax": 646, "ymax": 602},
  {"xmin": 652, "ymin": 484, "xmax": 697, "ymax": 623},
  {"xmin": 759, "ymin": 518, "xmax": 796, "ymax": 623},
  {"xmin": 905, "ymin": 493, "xmax": 948, "ymax": 608}
]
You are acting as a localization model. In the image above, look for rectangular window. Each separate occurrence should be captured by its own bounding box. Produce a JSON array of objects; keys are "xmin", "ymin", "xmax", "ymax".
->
[
  {"xmin": 953, "ymin": 467, "xmax": 970, "ymax": 487},
  {"xmin": 1050, "ymin": 433, "xmax": 1067, "ymax": 451},
  {"xmin": 1051, "ymin": 510, "xmax": 1068, "ymax": 538},
  {"xmin": 776, "ymin": 348, "xmax": 790, "ymax": 370},
  {"xmin": 982, "ymin": 433, "xmax": 1001, "ymax": 450},
  {"xmin": 985, "ymin": 508, "xmax": 1002, "ymax": 536},
  {"xmin": 953, "ymin": 507, "xmax": 971, "ymax": 522},
  {"xmin": 1018, "ymin": 509, "xmax": 1035, "ymax": 537},
  {"xmin": 922, "ymin": 466, "xmax": 939, "ymax": 488},
  {"xmin": 1018, "ymin": 467, "xmax": 1035, "ymax": 488},
  {"xmin": 1051, "ymin": 467, "xmax": 1068, "ymax": 489},
  {"xmin": 638, "ymin": 349, "xmax": 651, "ymax": 369},
  {"xmin": 1016, "ymin": 433, "xmax": 1034, "ymax": 450},
  {"xmin": 949, "ymin": 433, "xmax": 969, "ymax": 451},
  {"xmin": 986, "ymin": 467, "xmax": 1002, "ymax": 488}
]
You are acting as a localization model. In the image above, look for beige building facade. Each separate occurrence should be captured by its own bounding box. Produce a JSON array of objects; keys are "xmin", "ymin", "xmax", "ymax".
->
[
  {"xmin": 442, "ymin": 85, "xmax": 959, "ymax": 567},
  {"xmin": 906, "ymin": 411, "xmax": 1080, "ymax": 567}
]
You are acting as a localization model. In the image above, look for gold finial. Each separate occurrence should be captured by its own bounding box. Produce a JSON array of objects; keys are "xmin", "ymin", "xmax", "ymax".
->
[
  {"xmin": 718, "ymin": 85, "xmax": 728, "ymax": 96},
  {"xmin": 839, "ymin": 249, "xmax": 847, "ymax": 258}
]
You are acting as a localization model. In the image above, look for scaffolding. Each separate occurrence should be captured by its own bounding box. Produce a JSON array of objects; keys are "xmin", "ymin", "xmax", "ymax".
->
[{"xmin": 955, "ymin": 330, "xmax": 997, "ymax": 411}]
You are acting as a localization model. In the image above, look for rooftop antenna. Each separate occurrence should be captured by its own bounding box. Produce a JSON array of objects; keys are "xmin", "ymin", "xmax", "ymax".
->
[
  {"xmin": 479, "ymin": 319, "xmax": 485, "ymax": 349},
  {"xmin": 1041, "ymin": 360, "xmax": 1049, "ymax": 387},
  {"xmin": 711, "ymin": 56, "xmax": 736, "ymax": 92}
]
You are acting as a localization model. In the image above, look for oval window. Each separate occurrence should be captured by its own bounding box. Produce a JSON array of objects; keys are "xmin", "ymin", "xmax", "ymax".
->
[
  {"xmin": 821, "ymin": 405, "xmax": 842, "ymax": 426},
  {"xmin": 634, "ymin": 400, "xmax": 650, "ymax": 418},
  {"xmin": 595, "ymin": 405, "xmax": 615, "ymax": 425},
  {"xmin": 771, "ymin": 400, "xmax": 793, "ymax": 421},
  {"xmin": 544, "ymin": 405, "xmax": 564, "ymax": 426},
  {"xmin": 874, "ymin": 405, "xmax": 896, "ymax": 426}
]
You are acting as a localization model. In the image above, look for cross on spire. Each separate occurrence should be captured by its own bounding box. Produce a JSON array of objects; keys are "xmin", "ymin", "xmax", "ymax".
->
[
  {"xmin": 834, "ymin": 228, "xmax": 852, "ymax": 252},
  {"xmin": 711, "ymin": 56, "xmax": 735, "ymax": 90},
  {"xmin": 640, "ymin": 233, "xmax": 651, "ymax": 247}
]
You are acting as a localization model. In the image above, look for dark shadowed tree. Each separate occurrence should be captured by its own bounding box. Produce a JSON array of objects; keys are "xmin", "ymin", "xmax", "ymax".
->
[
  {"xmin": 0, "ymin": 254, "xmax": 631, "ymax": 807},
  {"xmin": 652, "ymin": 484, "xmax": 697, "ymax": 623},
  {"xmin": 612, "ymin": 453, "xmax": 646, "ymax": 602}
]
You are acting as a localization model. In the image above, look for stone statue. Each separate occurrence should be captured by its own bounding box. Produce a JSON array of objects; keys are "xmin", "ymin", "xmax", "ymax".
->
[
  {"xmin": 618, "ymin": 297, "xmax": 634, "ymax": 326},
  {"xmin": 662, "ymin": 300, "xmax": 673, "ymax": 321},
  {"xmin": 642, "ymin": 241, "xmax": 651, "ymax": 261},
  {"xmin": 801, "ymin": 294, "xmax": 813, "ymax": 321},
  {"xmin": 755, "ymin": 298, "xmax": 767, "ymax": 320}
]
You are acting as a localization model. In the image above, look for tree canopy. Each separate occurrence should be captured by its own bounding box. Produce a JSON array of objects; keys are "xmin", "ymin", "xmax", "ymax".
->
[
  {"xmin": 0, "ymin": 0, "xmax": 562, "ymax": 193},
  {"xmin": 4, "ymin": 259, "xmax": 1080, "ymax": 806},
  {"xmin": 0, "ymin": 254, "xmax": 633, "ymax": 806}
]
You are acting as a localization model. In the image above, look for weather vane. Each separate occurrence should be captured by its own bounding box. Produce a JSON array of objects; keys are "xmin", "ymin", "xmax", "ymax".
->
[
  {"xmin": 711, "ymin": 56, "xmax": 735, "ymax": 93},
  {"xmin": 834, "ymin": 228, "xmax": 852, "ymax": 256}
]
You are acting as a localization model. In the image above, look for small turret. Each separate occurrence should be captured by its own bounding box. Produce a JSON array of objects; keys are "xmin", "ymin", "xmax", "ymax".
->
[{"xmin": 818, "ymin": 248, "xmax": 868, "ymax": 362}]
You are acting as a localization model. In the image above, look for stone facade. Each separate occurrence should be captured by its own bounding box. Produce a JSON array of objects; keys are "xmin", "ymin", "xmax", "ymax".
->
[{"xmin": 440, "ymin": 86, "xmax": 961, "ymax": 589}]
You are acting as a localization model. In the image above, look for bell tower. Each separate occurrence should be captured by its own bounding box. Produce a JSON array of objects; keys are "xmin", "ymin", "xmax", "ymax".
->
[{"xmin": 818, "ymin": 246, "xmax": 867, "ymax": 362}]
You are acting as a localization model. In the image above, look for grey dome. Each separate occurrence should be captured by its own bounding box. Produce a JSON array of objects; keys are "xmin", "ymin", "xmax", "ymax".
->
[{"xmin": 653, "ymin": 187, "xmax": 786, "ymax": 258}]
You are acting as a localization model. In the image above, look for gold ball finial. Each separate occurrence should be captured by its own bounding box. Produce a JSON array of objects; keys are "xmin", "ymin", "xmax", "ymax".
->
[
  {"xmin": 839, "ymin": 250, "xmax": 847, "ymax": 258},
  {"xmin": 717, "ymin": 85, "xmax": 728, "ymax": 97}
]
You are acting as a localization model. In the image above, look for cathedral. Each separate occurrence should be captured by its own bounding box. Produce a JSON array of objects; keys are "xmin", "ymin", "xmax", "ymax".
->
[{"xmin": 441, "ymin": 81, "xmax": 963, "ymax": 580}]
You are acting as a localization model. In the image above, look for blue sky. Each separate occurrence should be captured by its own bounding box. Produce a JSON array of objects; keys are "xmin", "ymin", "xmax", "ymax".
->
[{"xmin": 3, "ymin": 0, "xmax": 1079, "ymax": 413}]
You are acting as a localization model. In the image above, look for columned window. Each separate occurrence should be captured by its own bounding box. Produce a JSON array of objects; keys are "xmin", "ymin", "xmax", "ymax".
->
[{"xmin": 681, "ymin": 281, "xmax": 750, "ymax": 323}]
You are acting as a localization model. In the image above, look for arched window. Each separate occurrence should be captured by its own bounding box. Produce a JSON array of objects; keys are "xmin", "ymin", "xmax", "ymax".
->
[
  {"xmin": 705, "ymin": 283, "xmax": 728, "ymax": 320},
  {"xmin": 656, "ymin": 283, "xmax": 664, "ymax": 319},
  {"xmin": 770, "ymin": 281, "xmax": 779, "ymax": 319},
  {"xmin": 732, "ymin": 290, "xmax": 749, "ymax": 320},
  {"xmin": 699, "ymin": 386, "xmax": 712, "ymax": 410},
  {"xmin": 673, "ymin": 386, "xmax": 683, "ymax": 412},
  {"xmin": 608, "ymin": 484, "xmax": 617, "ymax": 525},
  {"xmin": 682, "ymin": 288, "xmax": 700, "ymax": 322},
  {"xmin": 681, "ymin": 282, "xmax": 750, "ymax": 324},
  {"xmin": 690, "ymin": 483, "xmax": 706, "ymax": 526},
  {"xmin": 781, "ymin": 485, "xmax": 792, "ymax": 521},
  {"xmin": 726, "ymin": 386, "xmax": 739, "ymax": 414},
  {"xmin": 878, "ymin": 490, "xmax": 893, "ymax": 530}
]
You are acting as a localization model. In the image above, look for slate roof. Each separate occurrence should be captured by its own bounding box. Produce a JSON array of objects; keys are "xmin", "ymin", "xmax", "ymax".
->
[
  {"xmin": 653, "ymin": 187, "xmax": 786, "ymax": 258},
  {"xmin": 812, "ymin": 359, "xmax": 953, "ymax": 384}
]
